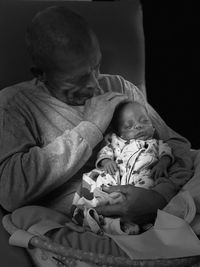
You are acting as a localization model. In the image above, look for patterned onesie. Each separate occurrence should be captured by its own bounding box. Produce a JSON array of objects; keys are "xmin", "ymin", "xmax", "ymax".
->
[{"xmin": 94, "ymin": 133, "xmax": 173, "ymax": 189}]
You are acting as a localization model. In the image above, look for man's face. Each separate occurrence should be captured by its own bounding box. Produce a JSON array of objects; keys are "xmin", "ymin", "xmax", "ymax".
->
[{"xmin": 45, "ymin": 35, "xmax": 102, "ymax": 105}]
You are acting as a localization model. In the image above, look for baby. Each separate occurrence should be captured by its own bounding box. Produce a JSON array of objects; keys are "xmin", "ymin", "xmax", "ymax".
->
[{"xmin": 72, "ymin": 101, "xmax": 174, "ymax": 235}]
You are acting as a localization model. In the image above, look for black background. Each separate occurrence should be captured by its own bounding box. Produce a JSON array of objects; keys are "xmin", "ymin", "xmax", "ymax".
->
[
  {"xmin": 0, "ymin": 0, "xmax": 199, "ymax": 148},
  {"xmin": 141, "ymin": 1, "xmax": 199, "ymax": 148}
]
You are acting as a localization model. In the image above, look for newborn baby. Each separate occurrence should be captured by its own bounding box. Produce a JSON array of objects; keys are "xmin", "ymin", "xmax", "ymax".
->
[{"xmin": 72, "ymin": 101, "xmax": 174, "ymax": 235}]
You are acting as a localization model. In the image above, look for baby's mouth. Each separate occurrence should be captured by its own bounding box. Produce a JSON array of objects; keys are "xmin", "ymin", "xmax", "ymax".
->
[
  {"xmin": 135, "ymin": 132, "xmax": 150, "ymax": 140},
  {"xmin": 135, "ymin": 132, "xmax": 145, "ymax": 138}
]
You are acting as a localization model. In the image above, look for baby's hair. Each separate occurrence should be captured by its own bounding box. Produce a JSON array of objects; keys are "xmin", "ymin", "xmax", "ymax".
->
[
  {"xmin": 26, "ymin": 6, "xmax": 94, "ymax": 76},
  {"xmin": 111, "ymin": 100, "xmax": 133, "ymax": 134}
]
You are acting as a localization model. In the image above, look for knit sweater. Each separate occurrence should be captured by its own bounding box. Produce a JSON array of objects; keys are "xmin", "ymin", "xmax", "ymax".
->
[{"xmin": 0, "ymin": 74, "xmax": 193, "ymax": 212}]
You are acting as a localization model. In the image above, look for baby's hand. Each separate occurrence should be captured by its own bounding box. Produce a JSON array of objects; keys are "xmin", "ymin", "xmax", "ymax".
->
[
  {"xmin": 101, "ymin": 159, "xmax": 118, "ymax": 176},
  {"xmin": 151, "ymin": 155, "xmax": 171, "ymax": 180}
]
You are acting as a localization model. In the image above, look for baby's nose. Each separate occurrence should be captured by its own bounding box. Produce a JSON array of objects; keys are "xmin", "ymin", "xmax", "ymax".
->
[{"xmin": 134, "ymin": 124, "xmax": 143, "ymax": 130}]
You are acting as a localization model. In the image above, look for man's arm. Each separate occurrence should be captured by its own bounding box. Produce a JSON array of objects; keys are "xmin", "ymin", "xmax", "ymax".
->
[
  {"xmin": 0, "ymin": 108, "xmax": 103, "ymax": 211},
  {"xmin": 0, "ymin": 92, "xmax": 127, "ymax": 211}
]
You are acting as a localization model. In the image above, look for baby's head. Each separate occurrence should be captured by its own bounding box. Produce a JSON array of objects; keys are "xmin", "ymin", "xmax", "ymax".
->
[{"xmin": 112, "ymin": 101, "xmax": 155, "ymax": 141}]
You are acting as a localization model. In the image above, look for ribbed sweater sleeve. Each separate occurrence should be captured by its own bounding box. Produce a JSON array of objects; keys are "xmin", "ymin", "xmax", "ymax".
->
[{"xmin": 0, "ymin": 108, "xmax": 102, "ymax": 211}]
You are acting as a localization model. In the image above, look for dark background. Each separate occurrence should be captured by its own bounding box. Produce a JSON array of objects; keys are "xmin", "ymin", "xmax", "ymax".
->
[
  {"xmin": 0, "ymin": 0, "xmax": 199, "ymax": 148},
  {"xmin": 141, "ymin": 1, "xmax": 199, "ymax": 148},
  {"xmin": 0, "ymin": 1, "xmax": 145, "ymax": 89}
]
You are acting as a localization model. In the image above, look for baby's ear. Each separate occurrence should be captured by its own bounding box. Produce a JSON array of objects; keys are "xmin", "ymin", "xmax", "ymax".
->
[{"xmin": 153, "ymin": 128, "xmax": 160, "ymax": 139}]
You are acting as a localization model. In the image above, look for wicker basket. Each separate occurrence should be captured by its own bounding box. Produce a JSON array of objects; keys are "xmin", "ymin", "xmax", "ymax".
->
[{"xmin": 30, "ymin": 235, "xmax": 200, "ymax": 267}]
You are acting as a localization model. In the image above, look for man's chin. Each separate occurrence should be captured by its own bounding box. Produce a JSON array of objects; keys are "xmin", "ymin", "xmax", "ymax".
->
[
  {"xmin": 71, "ymin": 94, "xmax": 94, "ymax": 106},
  {"xmin": 68, "ymin": 97, "xmax": 88, "ymax": 106}
]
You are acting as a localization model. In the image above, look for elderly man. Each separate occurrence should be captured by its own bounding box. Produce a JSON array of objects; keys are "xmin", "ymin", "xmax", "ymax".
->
[{"xmin": 0, "ymin": 5, "xmax": 193, "ymax": 231}]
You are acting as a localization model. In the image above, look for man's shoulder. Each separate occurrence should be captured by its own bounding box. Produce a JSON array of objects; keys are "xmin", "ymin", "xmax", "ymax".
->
[
  {"xmin": 98, "ymin": 73, "xmax": 125, "ymax": 81},
  {"xmin": 98, "ymin": 74, "xmax": 128, "ymax": 93},
  {"xmin": 0, "ymin": 79, "xmax": 36, "ymax": 107},
  {"xmin": 98, "ymin": 74, "xmax": 140, "ymax": 97}
]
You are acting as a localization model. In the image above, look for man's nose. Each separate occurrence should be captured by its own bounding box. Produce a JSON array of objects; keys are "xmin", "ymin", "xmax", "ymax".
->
[{"xmin": 86, "ymin": 71, "xmax": 102, "ymax": 94}]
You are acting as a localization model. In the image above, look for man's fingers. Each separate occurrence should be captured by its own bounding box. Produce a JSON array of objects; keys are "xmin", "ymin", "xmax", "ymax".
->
[
  {"xmin": 84, "ymin": 98, "xmax": 91, "ymax": 106},
  {"xmin": 101, "ymin": 185, "xmax": 122, "ymax": 193},
  {"xmin": 108, "ymin": 165, "xmax": 114, "ymax": 175},
  {"xmin": 108, "ymin": 168, "xmax": 114, "ymax": 176},
  {"xmin": 111, "ymin": 164, "xmax": 117, "ymax": 174},
  {"xmin": 109, "ymin": 192, "xmax": 123, "ymax": 199},
  {"xmin": 102, "ymin": 184, "xmax": 131, "ymax": 194},
  {"xmin": 113, "ymin": 164, "xmax": 118, "ymax": 172},
  {"xmin": 97, "ymin": 92, "xmax": 125, "ymax": 101},
  {"xmin": 93, "ymin": 92, "xmax": 128, "ymax": 105},
  {"xmin": 106, "ymin": 165, "xmax": 114, "ymax": 175},
  {"xmin": 95, "ymin": 204, "xmax": 124, "ymax": 217},
  {"xmin": 109, "ymin": 95, "xmax": 128, "ymax": 108}
]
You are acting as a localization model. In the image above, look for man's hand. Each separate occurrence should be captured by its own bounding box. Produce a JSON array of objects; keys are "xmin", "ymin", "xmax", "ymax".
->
[
  {"xmin": 100, "ymin": 159, "xmax": 118, "ymax": 175},
  {"xmin": 151, "ymin": 155, "xmax": 171, "ymax": 180},
  {"xmin": 95, "ymin": 185, "xmax": 167, "ymax": 225},
  {"xmin": 83, "ymin": 92, "xmax": 128, "ymax": 133}
]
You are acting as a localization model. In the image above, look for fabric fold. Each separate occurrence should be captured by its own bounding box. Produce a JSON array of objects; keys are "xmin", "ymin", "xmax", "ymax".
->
[
  {"xmin": 9, "ymin": 229, "xmax": 34, "ymax": 248},
  {"xmin": 106, "ymin": 209, "xmax": 200, "ymax": 260}
]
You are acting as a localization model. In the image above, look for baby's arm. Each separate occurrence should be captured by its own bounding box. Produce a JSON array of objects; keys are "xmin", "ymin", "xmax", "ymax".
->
[
  {"xmin": 151, "ymin": 155, "xmax": 172, "ymax": 179},
  {"xmin": 96, "ymin": 134, "xmax": 118, "ymax": 175},
  {"xmin": 151, "ymin": 140, "xmax": 174, "ymax": 179},
  {"xmin": 96, "ymin": 134, "xmax": 114, "ymax": 166}
]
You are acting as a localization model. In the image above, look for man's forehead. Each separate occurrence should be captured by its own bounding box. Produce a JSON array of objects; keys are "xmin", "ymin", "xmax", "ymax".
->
[{"xmin": 53, "ymin": 42, "xmax": 101, "ymax": 77}]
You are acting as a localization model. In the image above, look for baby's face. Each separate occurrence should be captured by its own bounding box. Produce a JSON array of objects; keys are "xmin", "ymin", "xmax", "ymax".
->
[{"xmin": 117, "ymin": 102, "xmax": 155, "ymax": 141}]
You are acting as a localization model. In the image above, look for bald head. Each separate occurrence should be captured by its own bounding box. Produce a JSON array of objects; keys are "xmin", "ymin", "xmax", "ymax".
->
[{"xmin": 26, "ymin": 6, "xmax": 98, "ymax": 75}]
